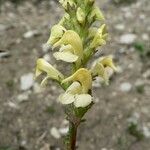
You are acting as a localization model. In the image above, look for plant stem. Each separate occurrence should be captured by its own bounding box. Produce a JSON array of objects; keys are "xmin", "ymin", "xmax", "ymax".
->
[
  {"xmin": 69, "ymin": 121, "xmax": 78, "ymax": 150},
  {"xmin": 65, "ymin": 120, "xmax": 78, "ymax": 150}
]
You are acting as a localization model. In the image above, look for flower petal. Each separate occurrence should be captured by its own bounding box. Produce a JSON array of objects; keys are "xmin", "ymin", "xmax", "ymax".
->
[
  {"xmin": 76, "ymin": 7, "xmax": 85, "ymax": 24},
  {"xmin": 66, "ymin": 82, "xmax": 82, "ymax": 94},
  {"xmin": 99, "ymin": 56, "xmax": 117, "ymax": 71},
  {"xmin": 74, "ymin": 94, "xmax": 92, "ymax": 108},
  {"xmin": 47, "ymin": 24, "xmax": 66, "ymax": 46},
  {"xmin": 35, "ymin": 58, "xmax": 64, "ymax": 81},
  {"xmin": 62, "ymin": 68, "xmax": 92, "ymax": 93},
  {"xmin": 58, "ymin": 93, "xmax": 75, "ymax": 105},
  {"xmin": 91, "ymin": 62, "xmax": 109, "ymax": 84},
  {"xmin": 53, "ymin": 30, "xmax": 83, "ymax": 58},
  {"xmin": 53, "ymin": 52, "xmax": 78, "ymax": 62}
]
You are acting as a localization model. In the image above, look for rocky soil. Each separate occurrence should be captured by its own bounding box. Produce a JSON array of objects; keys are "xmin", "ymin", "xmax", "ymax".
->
[{"xmin": 0, "ymin": 0, "xmax": 150, "ymax": 150}]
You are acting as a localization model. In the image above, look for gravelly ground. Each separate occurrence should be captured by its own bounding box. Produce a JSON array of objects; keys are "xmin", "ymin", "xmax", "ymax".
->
[{"xmin": 0, "ymin": 0, "xmax": 150, "ymax": 150}]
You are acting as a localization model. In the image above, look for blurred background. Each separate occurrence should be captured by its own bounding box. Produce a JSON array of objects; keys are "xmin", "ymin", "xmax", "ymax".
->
[{"xmin": 0, "ymin": 0, "xmax": 150, "ymax": 150}]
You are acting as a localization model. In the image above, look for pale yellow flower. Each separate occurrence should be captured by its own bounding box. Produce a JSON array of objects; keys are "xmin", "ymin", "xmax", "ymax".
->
[
  {"xmin": 35, "ymin": 58, "xmax": 64, "ymax": 86},
  {"xmin": 59, "ymin": 69, "xmax": 93, "ymax": 107},
  {"xmin": 53, "ymin": 30, "xmax": 83, "ymax": 63},
  {"xmin": 90, "ymin": 24, "xmax": 108, "ymax": 49},
  {"xmin": 91, "ymin": 56, "xmax": 117, "ymax": 84},
  {"xmin": 47, "ymin": 24, "xmax": 66, "ymax": 46},
  {"xmin": 59, "ymin": 13, "xmax": 70, "ymax": 25},
  {"xmin": 59, "ymin": 0, "xmax": 76, "ymax": 10},
  {"xmin": 62, "ymin": 68, "xmax": 92, "ymax": 93},
  {"xmin": 76, "ymin": 7, "xmax": 86, "ymax": 24},
  {"xmin": 99, "ymin": 56, "xmax": 117, "ymax": 72},
  {"xmin": 90, "ymin": 6, "xmax": 105, "ymax": 21}
]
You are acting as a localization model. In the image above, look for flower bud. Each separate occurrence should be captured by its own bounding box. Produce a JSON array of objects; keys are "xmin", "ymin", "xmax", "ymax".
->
[
  {"xmin": 59, "ymin": 13, "xmax": 70, "ymax": 25},
  {"xmin": 47, "ymin": 25, "xmax": 66, "ymax": 46},
  {"xmin": 99, "ymin": 56, "xmax": 117, "ymax": 71},
  {"xmin": 91, "ymin": 56, "xmax": 117, "ymax": 84},
  {"xmin": 90, "ymin": 24, "xmax": 108, "ymax": 49},
  {"xmin": 59, "ymin": 0, "xmax": 76, "ymax": 11},
  {"xmin": 85, "ymin": 0, "xmax": 95, "ymax": 5},
  {"xmin": 53, "ymin": 30, "xmax": 83, "ymax": 60},
  {"xmin": 35, "ymin": 59, "xmax": 64, "ymax": 85},
  {"xmin": 76, "ymin": 7, "xmax": 86, "ymax": 24},
  {"xmin": 90, "ymin": 6, "xmax": 105, "ymax": 22}
]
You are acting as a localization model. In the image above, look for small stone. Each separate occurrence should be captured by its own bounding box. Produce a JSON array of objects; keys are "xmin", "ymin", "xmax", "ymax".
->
[
  {"xmin": 115, "ymin": 24, "xmax": 125, "ymax": 31},
  {"xmin": 142, "ymin": 33, "xmax": 149, "ymax": 41},
  {"xmin": 119, "ymin": 34, "xmax": 137, "ymax": 45},
  {"xmin": 135, "ymin": 79, "xmax": 144, "ymax": 86},
  {"xmin": 143, "ymin": 69, "xmax": 150, "ymax": 79},
  {"xmin": 20, "ymin": 140, "xmax": 27, "ymax": 146},
  {"xmin": 120, "ymin": 82, "xmax": 132, "ymax": 92},
  {"xmin": 61, "ymin": 119, "xmax": 69, "ymax": 126},
  {"xmin": 139, "ymin": 14, "xmax": 145, "ymax": 20},
  {"xmin": 0, "ymin": 51, "xmax": 10, "ymax": 58},
  {"xmin": 17, "ymin": 93, "xmax": 29, "ymax": 102},
  {"xmin": 124, "ymin": 11, "xmax": 133, "ymax": 18},
  {"xmin": 127, "ymin": 112, "xmax": 140, "ymax": 124},
  {"xmin": 59, "ymin": 127, "xmax": 69, "ymax": 135},
  {"xmin": 0, "ymin": 24, "xmax": 7, "ymax": 31},
  {"xmin": 40, "ymin": 143, "xmax": 50, "ymax": 150},
  {"xmin": 23, "ymin": 30, "xmax": 40, "ymax": 38},
  {"xmin": 20, "ymin": 73, "xmax": 34, "ymax": 91},
  {"xmin": 116, "ymin": 66, "xmax": 123, "ymax": 74},
  {"xmin": 50, "ymin": 127, "xmax": 61, "ymax": 139},
  {"xmin": 7, "ymin": 102, "xmax": 19, "ymax": 109},
  {"xmin": 142, "ymin": 126, "xmax": 150, "ymax": 138}
]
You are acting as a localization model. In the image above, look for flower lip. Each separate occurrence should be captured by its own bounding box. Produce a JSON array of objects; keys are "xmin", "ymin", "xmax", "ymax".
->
[{"xmin": 58, "ymin": 81, "xmax": 93, "ymax": 108}]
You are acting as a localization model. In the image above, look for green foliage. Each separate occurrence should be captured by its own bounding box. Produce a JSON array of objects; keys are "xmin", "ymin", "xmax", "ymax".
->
[
  {"xmin": 45, "ymin": 106, "xmax": 56, "ymax": 114},
  {"xmin": 134, "ymin": 42, "xmax": 145, "ymax": 54},
  {"xmin": 6, "ymin": 79, "xmax": 14, "ymax": 90},
  {"xmin": 135, "ymin": 85, "xmax": 145, "ymax": 94},
  {"xmin": 0, "ymin": 147, "xmax": 13, "ymax": 150},
  {"xmin": 127, "ymin": 122, "xmax": 144, "ymax": 141}
]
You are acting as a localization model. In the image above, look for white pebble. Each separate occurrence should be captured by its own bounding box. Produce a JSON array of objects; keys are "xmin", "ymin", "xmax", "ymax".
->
[
  {"xmin": 142, "ymin": 126, "xmax": 150, "ymax": 138},
  {"xmin": 142, "ymin": 33, "xmax": 149, "ymax": 41},
  {"xmin": 17, "ymin": 93, "xmax": 29, "ymax": 102},
  {"xmin": 59, "ymin": 127, "xmax": 69, "ymax": 135},
  {"xmin": 119, "ymin": 34, "xmax": 137, "ymax": 45},
  {"xmin": 0, "ymin": 24, "xmax": 6, "ymax": 32},
  {"xmin": 50, "ymin": 127, "xmax": 61, "ymax": 139},
  {"xmin": 7, "ymin": 102, "xmax": 19, "ymax": 109},
  {"xmin": 23, "ymin": 30, "xmax": 39, "ymax": 38},
  {"xmin": 20, "ymin": 73, "xmax": 34, "ymax": 91},
  {"xmin": 143, "ymin": 69, "xmax": 150, "ymax": 79},
  {"xmin": 120, "ymin": 82, "xmax": 132, "ymax": 92},
  {"xmin": 115, "ymin": 24, "xmax": 125, "ymax": 31}
]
